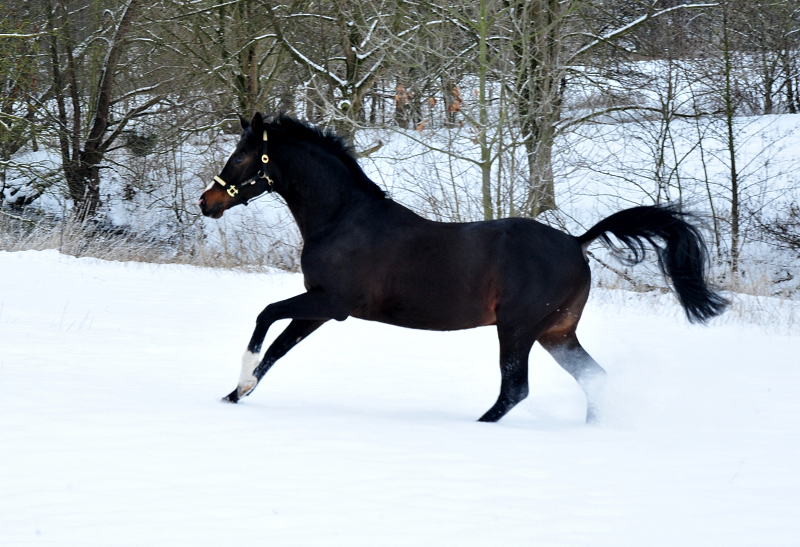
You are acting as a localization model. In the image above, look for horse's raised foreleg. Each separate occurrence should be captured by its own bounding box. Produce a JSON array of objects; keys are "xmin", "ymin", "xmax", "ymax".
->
[
  {"xmin": 223, "ymin": 290, "xmax": 350, "ymax": 403},
  {"xmin": 538, "ymin": 330, "xmax": 606, "ymax": 423},
  {"xmin": 224, "ymin": 319, "xmax": 327, "ymax": 403},
  {"xmin": 478, "ymin": 325, "xmax": 537, "ymax": 422}
]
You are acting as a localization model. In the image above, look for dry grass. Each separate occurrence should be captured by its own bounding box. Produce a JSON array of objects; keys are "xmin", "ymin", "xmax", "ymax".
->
[
  {"xmin": 588, "ymin": 253, "xmax": 800, "ymax": 334},
  {"xmin": 0, "ymin": 212, "xmax": 301, "ymax": 272}
]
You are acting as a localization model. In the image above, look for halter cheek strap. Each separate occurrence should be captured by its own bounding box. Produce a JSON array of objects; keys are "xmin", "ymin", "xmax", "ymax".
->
[{"xmin": 212, "ymin": 129, "xmax": 274, "ymax": 205}]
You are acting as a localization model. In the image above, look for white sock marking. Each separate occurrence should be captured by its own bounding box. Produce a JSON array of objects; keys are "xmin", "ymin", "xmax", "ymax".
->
[{"xmin": 238, "ymin": 350, "xmax": 260, "ymax": 395}]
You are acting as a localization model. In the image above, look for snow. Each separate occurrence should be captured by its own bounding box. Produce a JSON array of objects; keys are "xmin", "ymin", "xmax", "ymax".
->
[{"xmin": 1, "ymin": 249, "xmax": 799, "ymax": 545}]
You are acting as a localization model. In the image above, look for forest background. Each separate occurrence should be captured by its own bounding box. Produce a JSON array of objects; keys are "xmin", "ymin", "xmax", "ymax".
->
[{"xmin": 2, "ymin": 0, "xmax": 800, "ymax": 306}]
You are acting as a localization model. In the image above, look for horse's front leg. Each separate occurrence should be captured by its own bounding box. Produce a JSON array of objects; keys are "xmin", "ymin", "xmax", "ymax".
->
[
  {"xmin": 224, "ymin": 319, "xmax": 327, "ymax": 402},
  {"xmin": 223, "ymin": 290, "xmax": 350, "ymax": 403}
]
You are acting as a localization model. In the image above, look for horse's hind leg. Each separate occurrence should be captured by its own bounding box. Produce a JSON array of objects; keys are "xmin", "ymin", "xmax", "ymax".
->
[
  {"xmin": 539, "ymin": 329, "xmax": 606, "ymax": 423},
  {"xmin": 478, "ymin": 325, "xmax": 537, "ymax": 422}
]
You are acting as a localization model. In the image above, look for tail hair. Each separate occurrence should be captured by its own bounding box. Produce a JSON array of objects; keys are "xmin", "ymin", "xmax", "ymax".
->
[{"xmin": 578, "ymin": 205, "xmax": 729, "ymax": 324}]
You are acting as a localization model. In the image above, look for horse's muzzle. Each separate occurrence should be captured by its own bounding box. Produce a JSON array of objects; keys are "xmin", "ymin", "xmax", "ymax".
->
[{"xmin": 198, "ymin": 197, "xmax": 224, "ymax": 219}]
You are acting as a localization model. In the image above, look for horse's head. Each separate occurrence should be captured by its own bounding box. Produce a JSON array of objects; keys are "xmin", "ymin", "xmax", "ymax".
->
[{"xmin": 198, "ymin": 112, "xmax": 276, "ymax": 218}]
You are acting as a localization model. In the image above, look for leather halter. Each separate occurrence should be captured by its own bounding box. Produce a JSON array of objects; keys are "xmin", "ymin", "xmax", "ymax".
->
[{"xmin": 212, "ymin": 129, "xmax": 274, "ymax": 205}]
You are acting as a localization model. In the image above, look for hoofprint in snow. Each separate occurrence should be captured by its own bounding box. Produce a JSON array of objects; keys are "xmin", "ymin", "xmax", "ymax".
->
[{"xmin": 1, "ymin": 250, "xmax": 798, "ymax": 546}]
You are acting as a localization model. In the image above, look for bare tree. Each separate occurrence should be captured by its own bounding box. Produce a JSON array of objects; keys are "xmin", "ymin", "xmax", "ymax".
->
[
  {"xmin": 156, "ymin": 0, "xmax": 292, "ymax": 117},
  {"xmin": 388, "ymin": 0, "xmax": 715, "ymax": 221},
  {"xmin": 730, "ymin": 0, "xmax": 800, "ymax": 115},
  {"xmin": 44, "ymin": 0, "xmax": 169, "ymax": 219},
  {"xmin": 0, "ymin": 6, "xmax": 45, "ymax": 209},
  {"xmin": 265, "ymin": 0, "xmax": 436, "ymax": 137}
]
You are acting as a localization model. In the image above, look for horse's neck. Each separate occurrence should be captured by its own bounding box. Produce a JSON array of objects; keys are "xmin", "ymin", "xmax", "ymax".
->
[{"xmin": 278, "ymin": 155, "xmax": 374, "ymax": 239}]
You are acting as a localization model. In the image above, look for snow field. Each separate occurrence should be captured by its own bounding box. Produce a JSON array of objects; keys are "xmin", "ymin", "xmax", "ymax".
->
[{"xmin": 1, "ymin": 250, "xmax": 798, "ymax": 546}]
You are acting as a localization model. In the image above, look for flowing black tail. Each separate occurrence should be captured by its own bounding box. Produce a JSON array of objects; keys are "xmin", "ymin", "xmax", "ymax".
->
[{"xmin": 577, "ymin": 205, "xmax": 729, "ymax": 324}]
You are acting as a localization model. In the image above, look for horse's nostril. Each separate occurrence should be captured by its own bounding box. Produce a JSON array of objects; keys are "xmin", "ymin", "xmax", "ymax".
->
[{"xmin": 198, "ymin": 198, "xmax": 206, "ymax": 208}]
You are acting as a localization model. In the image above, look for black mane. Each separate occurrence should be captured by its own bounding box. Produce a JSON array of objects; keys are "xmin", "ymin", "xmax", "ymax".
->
[{"xmin": 267, "ymin": 115, "xmax": 386, "ymax": 199}]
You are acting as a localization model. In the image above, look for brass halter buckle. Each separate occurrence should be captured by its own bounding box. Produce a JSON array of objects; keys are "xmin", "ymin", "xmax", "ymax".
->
[
  {"xmin": 226, "ymin": 186, "xmax": 238, "ymax": 197},
  {"xmin": 261, "ymin": 130, "xmax": 269, "ymax": 164}
]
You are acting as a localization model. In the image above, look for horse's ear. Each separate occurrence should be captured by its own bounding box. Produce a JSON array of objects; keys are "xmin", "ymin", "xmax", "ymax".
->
[
  {"xmin": 251, "ymin": 112, "xmax": 264, "ymax": 135},
  {"xmin": 238, "ymin": 114, "xmax": 249, "ymax": 130}
]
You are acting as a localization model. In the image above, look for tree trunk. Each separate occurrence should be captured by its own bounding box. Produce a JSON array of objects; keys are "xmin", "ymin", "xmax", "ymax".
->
[
  {"xmin": 722, "ymin": 2, "xmax": 740, "ymax": 285},
  {"xmin": 48, "ymin": 0, "xmax": 142, "ymax": 220},
  {"xmin": 509, "ymin": 0, "xmax": 563, "ymax": 218},
  {"xmin": 524, "ymin": 134, "xmax": 556, "ymax": 217},
  {"xmin": 478, "ymin": 0, "xmax": 493, "ymax": 220}
]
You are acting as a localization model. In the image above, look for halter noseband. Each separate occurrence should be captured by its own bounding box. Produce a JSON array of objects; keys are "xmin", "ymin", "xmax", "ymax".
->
[{"xmin": 212, "ymin": 129, "xmax": 274, "ymax": 205}]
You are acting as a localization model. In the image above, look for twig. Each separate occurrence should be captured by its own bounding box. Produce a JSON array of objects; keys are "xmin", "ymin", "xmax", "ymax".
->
[
  {"xmin": 357, "ymin": 140, "xmax": 384, "ymax": 158},
  {"xmin": 0, "ymin": 209, "xmax": 36, "ymax": 225},
  {"xmin": 586, "ymin": 250, "xmax": 666, "ymax": 293}
]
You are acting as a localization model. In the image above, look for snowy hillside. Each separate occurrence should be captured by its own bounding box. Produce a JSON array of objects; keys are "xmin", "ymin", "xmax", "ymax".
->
[{"xmin": 1, "ymin": 250, "xmax": 798, "ymax": 545}]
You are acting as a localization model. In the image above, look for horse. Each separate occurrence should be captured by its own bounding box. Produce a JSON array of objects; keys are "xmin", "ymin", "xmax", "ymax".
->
[{"xmin": 198, "ymin": 113, "xmax": 728, "ymax": 423}]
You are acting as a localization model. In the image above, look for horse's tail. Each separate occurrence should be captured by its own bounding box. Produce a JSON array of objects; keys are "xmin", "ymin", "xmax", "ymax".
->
[{"xmin": 577, "ymin": 205, "xmax": 729, "ymax": 324}]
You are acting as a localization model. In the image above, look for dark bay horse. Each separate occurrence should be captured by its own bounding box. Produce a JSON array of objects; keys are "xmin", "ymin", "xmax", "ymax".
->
[{"xmin": 198, "ymin": 113, "xmax": 728, "ymax": 423}]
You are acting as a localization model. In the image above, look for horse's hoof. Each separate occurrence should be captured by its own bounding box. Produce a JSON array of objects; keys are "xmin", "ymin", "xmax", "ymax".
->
[
  {"xmin": 238, "ymin": 379, "xmax": 257, "ymax": 398},
  {"xmin": 222, "ymin": 389, "xmax": 240, "ymax": 403},
  {"xmin": 586, "ymin": 407, "xmax": 602, "ymax": 425}
]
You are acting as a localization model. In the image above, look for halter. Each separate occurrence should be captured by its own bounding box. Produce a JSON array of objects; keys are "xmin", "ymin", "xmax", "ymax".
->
[{"xmin": 212, "ymin": 129, "xmax": 274, "ymax": 205}]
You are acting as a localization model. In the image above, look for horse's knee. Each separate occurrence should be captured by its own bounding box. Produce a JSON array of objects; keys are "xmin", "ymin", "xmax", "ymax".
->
[
  {"xmin": 538, "ymin": 330, "xmax": 578, "ymax": 353},
  {"xmin": 256, "ymin": 304, "xmax": 275, "ymax": 325}
]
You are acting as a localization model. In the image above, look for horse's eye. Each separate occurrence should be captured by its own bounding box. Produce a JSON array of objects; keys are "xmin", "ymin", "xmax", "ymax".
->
[{"xmin": 234, "ymin": 156, "xmax": 244, "ymax": 164}]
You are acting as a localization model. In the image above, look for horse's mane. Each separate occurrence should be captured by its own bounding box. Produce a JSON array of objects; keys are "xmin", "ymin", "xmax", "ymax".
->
[{"xmin": 266, "ymin": 115, "xmax": 387, "ymax": 199}]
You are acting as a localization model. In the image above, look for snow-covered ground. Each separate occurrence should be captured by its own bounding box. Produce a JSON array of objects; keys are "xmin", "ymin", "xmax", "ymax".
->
[{"xmin": 1, "ymin": 250, "xmax": 798, "ymax": 546}]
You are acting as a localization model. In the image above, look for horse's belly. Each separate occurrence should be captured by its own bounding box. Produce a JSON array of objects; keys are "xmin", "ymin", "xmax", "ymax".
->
[
  {"xmin": 352, "ymin": 283, "xmax": 497, "ymax": 331},
  {"xmin": 354, "ymin": 308, "xmax": 492, "ymax": 331}
]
